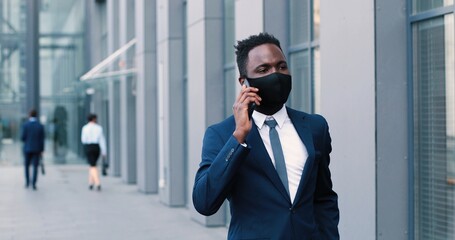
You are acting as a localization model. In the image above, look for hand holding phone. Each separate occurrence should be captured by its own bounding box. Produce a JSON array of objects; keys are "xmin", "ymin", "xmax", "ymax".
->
[{"xmin": 243, "ymin": 79, "xmax": 256, "ymax": 119}]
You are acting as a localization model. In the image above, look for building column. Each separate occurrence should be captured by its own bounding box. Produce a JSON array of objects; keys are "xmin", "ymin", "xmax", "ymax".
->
[
  {"xmin": 135, "ymin": 0, "xmax": 158, "ymax": 193},
  {"xmin": 25, "ymin": 0, "xmax": 40, "ymax": 113},
  {"xmin": 187, "ymin": 0, "xmax": 225, "ymax": 227},
  {"xmin": 107, "ymin": 0, "xmax": 121, "ymax": 177},
  {"xmin": 85, "ymin": 0, "xmax": 104, "ymax": 69},
  {"xmin": 108, "ymin": 81, "xmax": 121, "ymax": 176},
  {"xmin": 119, "ymin": 0, "xmax": 137, "ymax": 184},
  {"xmin": 156, "ymin": 0, "xmax": 185, "ymax": 206}
]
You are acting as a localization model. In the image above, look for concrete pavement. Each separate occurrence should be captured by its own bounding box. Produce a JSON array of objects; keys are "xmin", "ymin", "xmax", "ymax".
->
[{"xmin": 0, "ymin": 165, "xmax": 227, "ymax": 240}]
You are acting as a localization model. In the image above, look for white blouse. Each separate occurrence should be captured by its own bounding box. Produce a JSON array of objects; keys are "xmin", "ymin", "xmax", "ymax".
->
[{"xmin": 81, "ymin": 122, "xmax": 107, "ymax": 155}]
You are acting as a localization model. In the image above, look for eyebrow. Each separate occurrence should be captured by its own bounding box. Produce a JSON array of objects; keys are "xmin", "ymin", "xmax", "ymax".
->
[{"xmin": 254, "ymin": 60, "xmax": 287, "ymax": 70}]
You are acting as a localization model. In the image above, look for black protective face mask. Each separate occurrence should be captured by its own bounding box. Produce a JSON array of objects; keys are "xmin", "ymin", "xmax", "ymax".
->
[{"xmin": 247, "ymin": 72, "xmax": 292, "ymax": 114}]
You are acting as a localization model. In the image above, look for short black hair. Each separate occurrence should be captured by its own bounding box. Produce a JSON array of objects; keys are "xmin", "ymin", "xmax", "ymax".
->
[
  {"xmin": 234, "ymin": 32, "xmax": 283, "ymax": 78},
  {"xmin": 87, "ymin": 113, "xmax": 97, "ymax": 122},
  {"xmin": 29, "ymin": 109, "xmax": 37, "ymax": 118}
]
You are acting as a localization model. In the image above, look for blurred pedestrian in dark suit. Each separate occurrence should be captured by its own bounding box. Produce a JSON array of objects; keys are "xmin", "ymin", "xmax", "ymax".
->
[{"xmin": 21, "ymin": 109, "xmax": 45, "ymax": 190}]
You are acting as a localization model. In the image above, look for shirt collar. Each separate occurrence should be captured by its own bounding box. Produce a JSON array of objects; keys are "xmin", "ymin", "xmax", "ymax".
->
[
  {"xmin": 252, "ymin": 104, "xmax": 288, "ymax": 130},
  {"xmin": 29, "ymin": 117, "xmax": 37, "ymax": 122}
]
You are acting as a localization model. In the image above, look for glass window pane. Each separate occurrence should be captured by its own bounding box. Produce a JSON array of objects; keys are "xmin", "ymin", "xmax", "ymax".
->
[
  {"xmin": 223, "ymin": 0, "xmax": 236, "ymax": 118},
  {"xmin": 290, "ymin": 0, "xmax": 310, "ymax": 45},
  {"xmin": 313, "ymin": 0, "xmax": 320, "ymax": 41},
  {"xmin": 312, "ymin": 47, "xmax": 320, "ymax": 113},
  {"xmin": 0, "ymin": 0, "xmax": 27, "ymax": 165},
  {"xmin": 413, "ymin": 14, "xmax": 455, "ymax": 240},
  {"xmin": 40, "ymin": 0, "xmax": 87, "ymax": 163},
  {"xmin": 224, "ymin": 0, "xmax": 235, "ymax": 64},
  {"xmin": 289, "ymin": 50, "xmax": 311, "ymax": 112},
  {"xmin": 413, "ymin": 0, "xmax": 454, "ymax": 13},
  {"xmin": 224, "ymin": 68, "xmax": 237, "ymax": 117}
]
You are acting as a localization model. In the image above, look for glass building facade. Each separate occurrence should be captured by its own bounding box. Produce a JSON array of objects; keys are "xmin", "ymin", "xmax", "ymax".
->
[
  {"xmin": 288, "ymin": 0, "xmax": 320, "ymax": 113},
  {"xmin": 0, "ymin": 0, "xmax": 87, "ymax": 165},
  {"xmin": 40, "ymin": 0, "xmax": 87, "ymax": 164},
  {"xmin": 411, "ymin": 1, "xmax": 455, "ymax": 239},
  {"xmin": 0, "ymin": 0, "xmax": 27, "ymax": 149}
]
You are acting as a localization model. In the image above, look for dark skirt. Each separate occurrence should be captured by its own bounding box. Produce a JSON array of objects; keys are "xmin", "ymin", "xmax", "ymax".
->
[{"xmin": 84, "ymin": 144, "xmax": 100, "ymax": 167}]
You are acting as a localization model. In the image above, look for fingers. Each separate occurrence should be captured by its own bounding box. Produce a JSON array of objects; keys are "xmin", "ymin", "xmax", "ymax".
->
[
  {"xmin": 232, "ymin": 85, "xmax": 259, "ymax": 143},
  {"xmin": 234, "ymin": 85, "xmax": 261, "ymax": 111}
]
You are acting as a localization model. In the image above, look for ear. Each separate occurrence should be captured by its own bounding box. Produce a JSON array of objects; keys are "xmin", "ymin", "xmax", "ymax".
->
[{"xmin": 238, "ymin": 77, "xmax": 245, "ymax": 85}]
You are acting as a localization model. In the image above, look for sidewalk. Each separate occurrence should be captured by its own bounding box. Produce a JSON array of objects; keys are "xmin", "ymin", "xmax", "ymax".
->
[{"xmin": 0, "ymin": 165, "xmax": 227, "ymax": 240}]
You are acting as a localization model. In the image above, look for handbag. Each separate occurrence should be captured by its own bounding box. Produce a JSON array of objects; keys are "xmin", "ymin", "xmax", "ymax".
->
[
  {"xmin": 101, "ymin": 156, "xmax": 109, "ymax": 176},
  {"xmin": 40, "ymin": 156, "xmax": 45, "ymax": 175}
]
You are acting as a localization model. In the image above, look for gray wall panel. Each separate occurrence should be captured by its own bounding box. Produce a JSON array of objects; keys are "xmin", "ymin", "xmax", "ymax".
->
[
  {"xmin": 320, "ymin": 0, "xmax": 376, "ymax": 239},
  {"xmin": 375, "ymin": 0, "xmax": 409, "ymax": 239}
]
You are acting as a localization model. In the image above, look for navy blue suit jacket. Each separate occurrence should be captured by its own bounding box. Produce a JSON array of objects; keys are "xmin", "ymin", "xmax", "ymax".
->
[
  {"xmin": 193, "ymin": 107, "xmax": 339, "ymax": 240},
  {"xmin": 21, "ymin": 119, "xmax": 45, "ymax": 153}
]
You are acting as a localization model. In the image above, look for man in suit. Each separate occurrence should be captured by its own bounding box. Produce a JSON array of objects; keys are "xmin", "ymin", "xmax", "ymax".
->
[
  {"xmin": 21, "ymin": 109, "xmax": 45, "ymax": 190},
  {"xmin": 193, "ymin": 33, "xmax": 339, "ymax": 239}
]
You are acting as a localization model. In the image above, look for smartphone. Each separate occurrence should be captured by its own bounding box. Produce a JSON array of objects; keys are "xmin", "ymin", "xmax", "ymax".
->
[{"xmin": 243, "ymin": 79, "xmax": 256, "ymax": 119}]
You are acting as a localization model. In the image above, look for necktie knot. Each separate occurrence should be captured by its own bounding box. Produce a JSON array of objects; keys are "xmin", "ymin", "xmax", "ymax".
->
[{"xmin": 265, "ymin": 119, "xmax": 278, "ymax": 129}]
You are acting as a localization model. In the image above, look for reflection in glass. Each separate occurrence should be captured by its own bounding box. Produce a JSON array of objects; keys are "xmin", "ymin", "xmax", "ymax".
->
[
  {"xmin": 224, "ymin": 0, "xmax": 235, "ymax": 64},
  {"xmin": 288, "ymin": 0, "xmax": 319, "ymax": 114},
  {"xmin": 413, "ymin": 0, "xmax": 453, "ymax": 14},
  {"xmin": 224, "ymin": 0, "xmax": 236, "ymax": 118},
  {"xmin": 413, "ymin": 14, "xmax": 455, "ymax": 240},
  {"xmin": 40, "ymin": 0, "xmax": 87, "ymax": 164},
  {"xmin": 224, "ymin": 68, "xmax": 236, "ymax": 117},
  {"xmin": 290, "ymin": 0, "xmax": 310, "ymax": 45},
  {"xmin": 289, "ymin": 50, "xmax": 311, "ymax": 112},
  {"xmin": 312, "ymin": 47, "xmax": 320, "ymax": 113},
  {"xmin": 313, "ymin": 0, "xmax": 320, "ymax": 41},
  {"xmin": 53, "ymin": 106, "xmax": 68, "ymax": 163},
  {"xmin": 0, "ymin": 0, "xmax": 27, "ymax": 165}
]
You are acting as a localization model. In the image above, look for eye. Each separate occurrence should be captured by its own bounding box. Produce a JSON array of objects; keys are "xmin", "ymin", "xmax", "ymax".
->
[
  {"xmin": 257, "ymin": 66, "xmax": 268, "ymax": 73},
  {"xmin": 279, "ymin": 64, "xmax": 288, "ymax": 70}
]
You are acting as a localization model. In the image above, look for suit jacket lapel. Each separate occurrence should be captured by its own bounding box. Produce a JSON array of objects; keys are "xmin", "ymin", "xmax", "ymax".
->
[
  {"xmin": 287, "ymin": 109, "xmax": 316, "ymax": 204},
  {"xmin": 247, "ymin": 123, "xmax": 291, "ymax": 203}
]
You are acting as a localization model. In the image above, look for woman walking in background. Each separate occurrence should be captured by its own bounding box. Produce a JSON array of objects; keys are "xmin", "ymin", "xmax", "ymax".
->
[{"xmin": 81, "ymin": 113, "xmax": 106, "ymax": 191}]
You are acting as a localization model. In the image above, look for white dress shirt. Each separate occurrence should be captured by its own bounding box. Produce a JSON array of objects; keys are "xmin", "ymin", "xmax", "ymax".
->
[
  {"xmin": 252, "ymin": 105, "xmax": 308, "ymax": 203},
  {"xmin": 81, "ymin": 122, "xmax": 107, "ymax": 155}
]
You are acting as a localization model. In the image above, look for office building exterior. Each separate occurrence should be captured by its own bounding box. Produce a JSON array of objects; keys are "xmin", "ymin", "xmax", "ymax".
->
[{"xmin": 0, "ymin": 0, "xmax": 453, "ymax": 239}]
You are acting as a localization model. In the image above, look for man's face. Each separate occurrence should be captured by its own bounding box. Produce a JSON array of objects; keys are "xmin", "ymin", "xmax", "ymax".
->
[{"xmin": 245, "ymin": 43, "xmax": 289, "ymax": 79}]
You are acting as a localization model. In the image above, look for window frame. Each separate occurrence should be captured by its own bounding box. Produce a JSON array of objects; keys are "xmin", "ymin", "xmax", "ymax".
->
[
  {"xmin": 287, "ymin": 0, "xmax": 320, "ymax": 113},
  {"xmin": 408, "ymin": 3, "xmax": 455, "ymax": 240}
]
